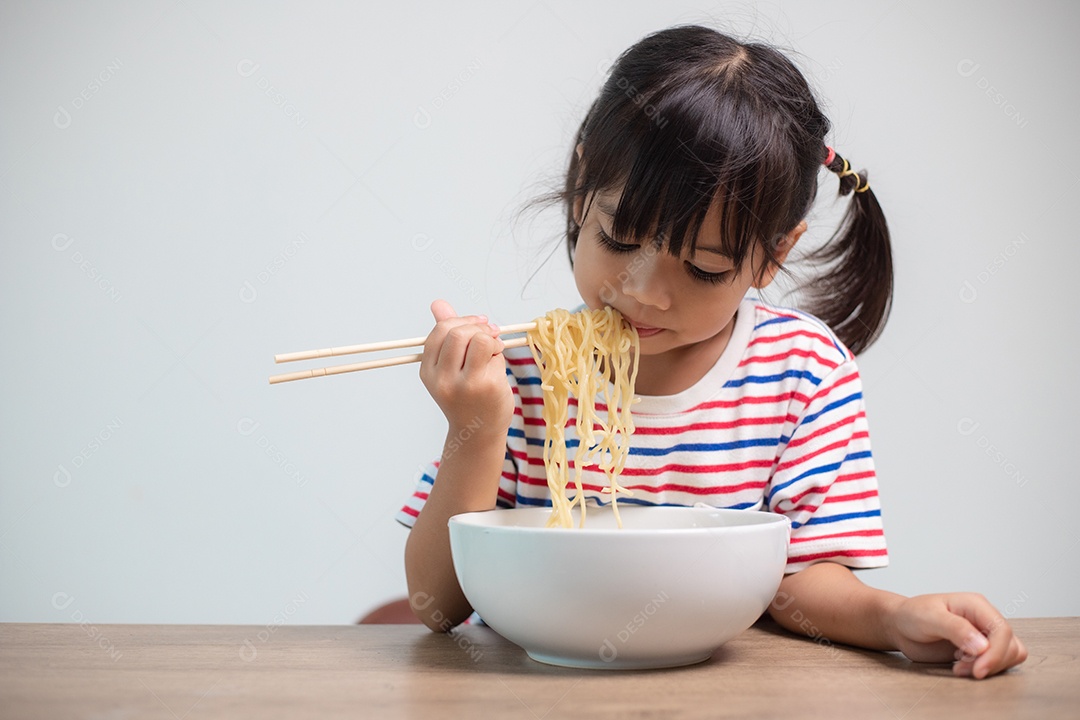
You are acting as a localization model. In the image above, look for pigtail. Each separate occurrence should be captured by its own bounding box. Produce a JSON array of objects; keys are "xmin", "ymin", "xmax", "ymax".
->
[{"xmin": 801, "ymin": 148, "xmax": 893, "ymax": 355}]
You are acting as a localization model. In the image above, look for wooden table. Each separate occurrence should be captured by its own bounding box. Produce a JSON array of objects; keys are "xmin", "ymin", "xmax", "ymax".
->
[{"xmin": 1, "ymin": 618, "xmax": 1076, "ymax": 718}]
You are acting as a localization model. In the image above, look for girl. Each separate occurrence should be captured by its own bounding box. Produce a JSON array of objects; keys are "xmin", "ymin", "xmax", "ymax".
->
[{"xmin": 400, "ymin": 25, "xmax": 1026, "ymax": 678}]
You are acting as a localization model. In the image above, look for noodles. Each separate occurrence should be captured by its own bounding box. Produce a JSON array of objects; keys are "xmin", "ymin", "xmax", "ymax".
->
[{"xmin": 526, "ymin": 307, "xmax": 640, "ymax": 529}]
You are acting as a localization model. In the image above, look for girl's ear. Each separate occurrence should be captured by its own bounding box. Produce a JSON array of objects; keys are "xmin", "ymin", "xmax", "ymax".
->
[{"xmin": 752, "ymin": 220, "xmax": 807, "ymax": 289}]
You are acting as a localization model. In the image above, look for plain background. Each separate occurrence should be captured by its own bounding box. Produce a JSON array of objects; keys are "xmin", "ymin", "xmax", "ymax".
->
[{"xmin": 2, "ymin": 0, "xmax": 1077, "ymax": 626}]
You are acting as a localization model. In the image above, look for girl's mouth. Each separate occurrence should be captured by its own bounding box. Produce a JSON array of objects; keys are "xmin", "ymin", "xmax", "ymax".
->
[{"xmin": 632, "ymin": 324, "xmax": 663, "ymax": 338}]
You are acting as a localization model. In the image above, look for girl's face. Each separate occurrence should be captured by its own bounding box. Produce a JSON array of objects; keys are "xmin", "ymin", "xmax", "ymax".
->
[{"xmin": 573, "ymin": 189, "xmax": 803, "ymax": 374}]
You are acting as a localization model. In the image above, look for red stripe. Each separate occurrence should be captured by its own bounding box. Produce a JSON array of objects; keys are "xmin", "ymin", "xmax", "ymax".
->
[
  {"xmin": 631, "ymin": 415, "xmax": 793, "ymax": 435},
  {"xmin": 823, "ymin": 489, "xmax": 879, "ymax": 504},
  {"xmin": 747, "ymin": 328, "xmax": 836, "ymax": 350},
  {"xmin": 774, "ymin": 431, "xmax": 870, "ymax": 473},
  {"xmin": 788, "ymin": 548, "xmax": 888, "ymax": 564},
  {"xmin": 786, "ymin": 471, "xmax": 876, "ymax": 505},
  {"xmin": 738, "ymin": 348, "xmax": 840, "ymax": 372},
  {"xmin": 688, "ymin": 391, "xmax": 810, "ymax": 413},
  {"xmin": 513, "ymin": 473, "xmax": 766, "ymax": 498},
  {"xmin": 786, "ymin": 411, "xmax": 864, "ymax": 449},
  {"xmin": 522, "ymin": 396, "xmax": 578, "ymax": 406},
  {"xmin": 805, "ymin": 371, "xmax": 859, "ymax": 407},
  {"xmin": 783, "ymin": 489, "xmax": 880, "ymax": 514},
  {"xmin": 789, "ymin": 528, "xmax": 884, "ymax": 544},
  {"xmin": 622, "ymin": 479, "xmax": 766, "ymax": 496},
  {"xmin": 836, "ymin": 470, "xmax": 876, "ymax": 483},
  {"xmin": 400, "ymin": 505, "xmax": 419, "ymax": 518}
]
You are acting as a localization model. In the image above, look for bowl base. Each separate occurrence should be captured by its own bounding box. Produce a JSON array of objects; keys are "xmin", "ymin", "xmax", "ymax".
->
[{"xmin": 526, "ymin": 649, "xmax": 714, "ymax": 671}]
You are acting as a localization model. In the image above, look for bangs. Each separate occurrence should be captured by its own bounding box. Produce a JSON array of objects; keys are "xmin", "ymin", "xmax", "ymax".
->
[{"xmin": 578, "ymin": 52, "xmax": 807, "ymax": 267}]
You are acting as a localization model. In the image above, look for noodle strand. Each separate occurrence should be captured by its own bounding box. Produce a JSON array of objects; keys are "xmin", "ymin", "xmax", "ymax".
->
[{"xmin": 526, "ymin": 307, "xmax": 640, "ymax": 529}]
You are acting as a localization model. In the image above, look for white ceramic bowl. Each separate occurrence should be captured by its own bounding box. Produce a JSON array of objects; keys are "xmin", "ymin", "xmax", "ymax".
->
[{"xmin": 448, "ymin": 505, "xmax": 790, "ymax": 670}]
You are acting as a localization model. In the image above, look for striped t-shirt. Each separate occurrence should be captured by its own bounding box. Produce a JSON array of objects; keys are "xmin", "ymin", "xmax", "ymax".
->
[{"xmin": 397, "ymin": 298, "xmax": 888, "ymax": 573}]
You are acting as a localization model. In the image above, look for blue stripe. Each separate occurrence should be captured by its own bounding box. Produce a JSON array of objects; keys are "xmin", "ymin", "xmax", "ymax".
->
[
  {"xmin": 751, "ymin": 305, "xmax": 847, "ymax": 358},
  {"xmin": 632, "ymin": 438, "xmax": 778, "ymax": 455},
  {"xmin": 725, "ymin": 369, "xmax": 823, "ymax": 388},
  {"xmin": 791, "ymin": 508, "xmax": 881, "ymax": 530},
  {"xmin": 515, "ymin": 495, "xmax": 553, "ymax": 507},
  {"xmin": 802, "ymin": 392, "xmax": 862, "ymax": 426},
  {"xmin": 767, "ymin": 450, "xmax": 873, "ymax": 503},
  {"xmin": 754, "ymin": 315, "xmax": 796, "ymax": 330},
  {"xmin": 517, "ymin": 436, "xmax": 582, "ymax": 448},
  {"xmin": 517, "ymin": 376, "xmax": 543, "ymax": 386}
]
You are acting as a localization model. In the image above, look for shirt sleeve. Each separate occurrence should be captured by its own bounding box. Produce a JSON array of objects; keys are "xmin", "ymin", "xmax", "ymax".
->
[
  {"xmin": 765, "ymin": 359, "xmax": 888, "ymax": 573},
  {"xmin": 395, "ymin": 451, "xmax": 521, "ymax": 529}
]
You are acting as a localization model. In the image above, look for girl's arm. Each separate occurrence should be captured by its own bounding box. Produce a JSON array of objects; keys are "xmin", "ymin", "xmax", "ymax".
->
[
  {"xmin": 404, "ymin": 300, "xmax": 516, "ymax": 632},
  {"xmin": 768, "ymin": 562, "xmax": 1028, "ymax": 678}
]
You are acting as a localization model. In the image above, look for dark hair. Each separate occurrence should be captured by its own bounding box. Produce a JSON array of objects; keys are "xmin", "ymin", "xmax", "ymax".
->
[{"xmin": 557, "ymin": 24, "xmax": 892, "ymax": 354}]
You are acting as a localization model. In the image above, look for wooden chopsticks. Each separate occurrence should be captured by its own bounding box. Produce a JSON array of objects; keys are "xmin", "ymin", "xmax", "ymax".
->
[{"xmin": 269, "ymin": 322, "xmax": 536, "ymax": 385}]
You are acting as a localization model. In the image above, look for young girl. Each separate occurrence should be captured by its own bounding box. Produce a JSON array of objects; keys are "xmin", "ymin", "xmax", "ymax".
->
[{"xmin": 399, "ymin": 25, "xmax": 1027, "ymax": 678}]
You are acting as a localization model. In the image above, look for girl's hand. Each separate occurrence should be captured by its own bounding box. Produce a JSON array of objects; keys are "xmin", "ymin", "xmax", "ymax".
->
[
  {"xmin": 420, "ymin": 299, "xmax": 515, "ymax": 433},
  {"xmin": 886, "ymin": 593, "xmax": 1028, "ymax": 678}
]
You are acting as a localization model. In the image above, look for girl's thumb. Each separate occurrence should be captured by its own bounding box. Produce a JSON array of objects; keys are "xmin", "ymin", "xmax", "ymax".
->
[{"xmin": 430, "ymin": 298, "xmax": 457, "ymax": 321}]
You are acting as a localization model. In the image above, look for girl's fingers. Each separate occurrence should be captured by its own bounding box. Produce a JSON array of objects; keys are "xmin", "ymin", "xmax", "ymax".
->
[
  {"xmin": 937, "ymin": 594, "xmax": 1027, "ymax": 679},
  {"xmin": 423, "ymin": 305, "xmax": 491, "ymax": 369},
  {"xmin": 929, "ymin": 606, "xmax": 989, "ymax": 660},
  {"xmin": 437, "ymin": 322, "xmax": 500, "ymax": 372},
  {"xmin": 972, "ymin": 633, "xmax": 1027, "ymax": 679},
  {"xmin": 462, "ymin": 331, "xmax": 504, "ymax": 375}
]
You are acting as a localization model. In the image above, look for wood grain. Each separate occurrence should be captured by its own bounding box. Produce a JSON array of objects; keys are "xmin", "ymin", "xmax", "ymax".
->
[{"xmin": 0, "ymin": 617, "xmax": 1076, "ymax": 719}]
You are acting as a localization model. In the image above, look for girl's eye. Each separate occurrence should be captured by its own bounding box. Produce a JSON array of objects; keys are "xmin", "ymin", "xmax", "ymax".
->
[
  {"xmin": 597, "ymin": 227, "xmax": 732, "ymax": 285},
  {"xmin": 596, "ymin": 228, "xmax": 638, "ymax": 254},
  {"xmin": 686, "ymin": 263, "xmax": 732, "ymax": 285}
]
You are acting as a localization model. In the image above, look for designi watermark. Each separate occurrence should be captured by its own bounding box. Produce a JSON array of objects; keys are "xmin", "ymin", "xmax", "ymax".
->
[
  {"xmin": 55, "ymin": 416, "xmax": 124, "ymax": 487},
  {"xmin": 410, "ymin": 592, "xmax": 484, "ymax": 661},
  {"xmin": 239, "ymin": 591, "xmax": 309, "ymax": 661},
  {"xmin": 51, "ymin": 592, "xmax": 123, "ymax": 661},
  {"xmin": 239, "ymin": 233, "xmax": 309, "ymax": 303},
  {"xmin": 959, "ymin": 232, "xmax": 1028, "ymax": 303},
  {"xmin": 956, "ymin": 59, "xmax": 1029, "ymax": 129},
  {"xmin": 598, "ymin": 590, "xmax": 670, "ymax": 662},
  {"xmin": 237, "ymin": 59, "xmax": 309, "ymax": 129},
  {"xmin": 957, "ymin": 417, "xmax": 1027, "ymax": 488},
  {"xmin": 413, "ymin": 58, "xmax": 484, "ymax": 129},
  {"xmin": 51, "ymin": 233, "xmax": 122, "ymax": 303},
  {"xmin": 237, "ymin": 417, "xmax": 307, "ymax": 487},
  {"xmin": 54, "ymin": 58, "xmax": 123, "ymax": 130}
]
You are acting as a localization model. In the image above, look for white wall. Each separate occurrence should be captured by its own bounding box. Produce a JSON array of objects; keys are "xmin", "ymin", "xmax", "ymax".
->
[{"xmin": 2, "ymin": 0, "xmax": 1077, "ymax": 626}]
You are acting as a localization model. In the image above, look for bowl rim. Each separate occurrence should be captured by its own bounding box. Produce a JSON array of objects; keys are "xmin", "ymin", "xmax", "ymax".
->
[{"xmin": 448, "ymin": 505, "xmax": 791, "ymax": 536}]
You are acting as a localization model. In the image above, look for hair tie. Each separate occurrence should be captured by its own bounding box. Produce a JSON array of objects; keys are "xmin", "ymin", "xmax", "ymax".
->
[{"xmin": 825, "ymin": 147, "xmax": 871, "ymax": 194}]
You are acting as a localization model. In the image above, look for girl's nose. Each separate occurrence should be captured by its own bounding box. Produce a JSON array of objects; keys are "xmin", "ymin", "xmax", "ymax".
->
[{"xmin": 619, "ymin": 247, "xmax": 672, "ymax": 311}]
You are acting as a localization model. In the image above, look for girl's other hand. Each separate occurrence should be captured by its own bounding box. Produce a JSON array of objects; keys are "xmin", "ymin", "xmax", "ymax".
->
[
  {"xmin": 886, "ymin": 593, "xmax": 1028, "ymax": 679},
  {"xmin": 420, "ymin": 299, "xmax": 515, "ymax": 433}
]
